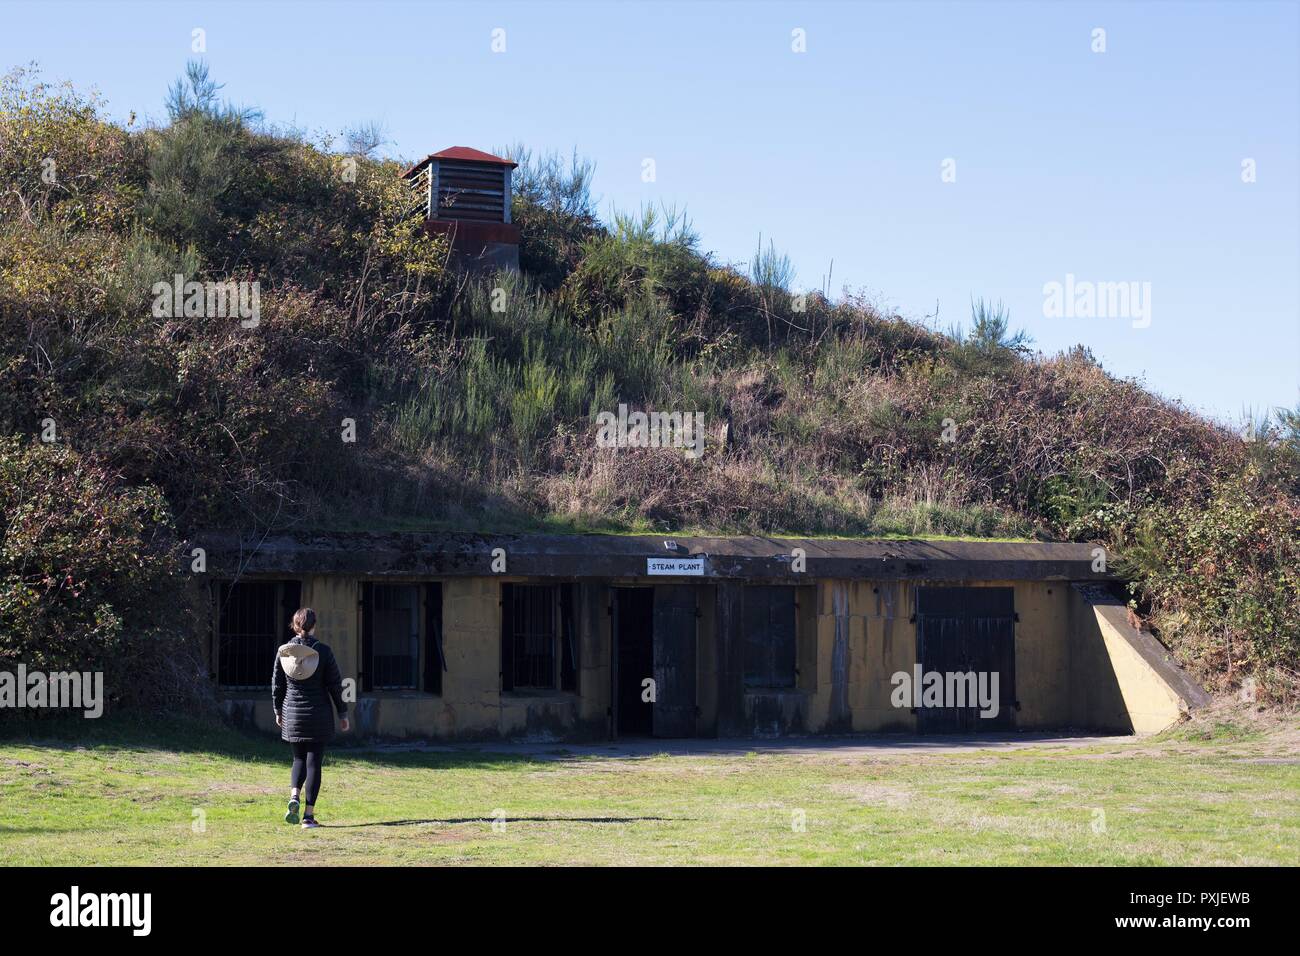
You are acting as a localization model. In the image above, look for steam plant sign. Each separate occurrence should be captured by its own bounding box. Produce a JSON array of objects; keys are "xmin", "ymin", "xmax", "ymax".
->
[{"xmin": 647, "ymin": 556, "xmax": 706, "ymax": 576}]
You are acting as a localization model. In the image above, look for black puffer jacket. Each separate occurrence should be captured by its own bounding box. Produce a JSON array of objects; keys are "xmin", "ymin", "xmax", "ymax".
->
[{"xmin": 272, "ymin": 636, "xmax": 347, "ymax": 743}]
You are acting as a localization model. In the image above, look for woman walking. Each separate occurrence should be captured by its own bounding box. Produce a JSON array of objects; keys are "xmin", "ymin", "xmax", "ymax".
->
[{"xmin": 272, "ymin": 607, "xmax": 349, "ymax": 828}]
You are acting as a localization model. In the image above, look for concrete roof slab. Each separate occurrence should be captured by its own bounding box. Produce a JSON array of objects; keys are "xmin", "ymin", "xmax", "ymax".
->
[{"xmin": 195, "ymin": 531, "xmax": 1113, "ymax": 582}]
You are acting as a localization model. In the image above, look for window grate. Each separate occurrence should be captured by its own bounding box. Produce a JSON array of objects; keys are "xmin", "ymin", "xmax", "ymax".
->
[
  {"xmin": 505, "ymin": 584, "xmax": 558, "ymax": 690},
  {"xmin": 435, "ymin": 161, "xmax": 507, "ymax": 222},
  {"xmin": 217, "ymin": 580, "xmax": 299, "ymax": 689},
  {"xmin": 370, "ymin": 584, "xmax": 420, "ymax": 690}
]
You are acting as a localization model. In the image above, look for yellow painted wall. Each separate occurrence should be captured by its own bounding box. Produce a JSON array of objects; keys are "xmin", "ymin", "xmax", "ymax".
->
[
  {"xmin": 1068, "ymin": 589, "xmax": 1132, "ymax": 732},
  {"xmin": 1012, "ymin": 582, "xmax": 1073, "ymax": 727},
  {"xmin": 799, "ymin": 580, "xmax": 1073, "ymax": 733},
  {"xmin": 215, "ymin": 573, "xmax": 1198, "ymax": 740},
  {"xmin": 223, "ymin": 576, "xmax": 602, "ymax": 741},
  {"xmin": 1068, "ymin": 587, "xmax": 1197, "ymax": 734},
  {"xmin": 303, "ymin": 577, "xmax": 358, "ymax": 677}
]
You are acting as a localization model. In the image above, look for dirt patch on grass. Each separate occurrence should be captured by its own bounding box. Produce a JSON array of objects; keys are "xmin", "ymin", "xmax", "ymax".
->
[
  {"xmin": 994, "ymin": 782, "xmax": 1078, "ymax": 798},
  {"xmin": 826, "ymin": 781, "xmax": 913, "ymax": 807},
  {"xmin": 196, "ymin": 781, "xmax": 277, "ymax": 796},
  {"xmin": 1071, "ymin": 748, "xmax": 1169, "ymax": 760}
]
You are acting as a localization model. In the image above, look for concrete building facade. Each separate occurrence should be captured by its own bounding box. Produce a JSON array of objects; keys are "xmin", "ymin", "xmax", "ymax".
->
[{"xmin": 199, "ymin": 533, "xmax": 1208, "ymax": 740}]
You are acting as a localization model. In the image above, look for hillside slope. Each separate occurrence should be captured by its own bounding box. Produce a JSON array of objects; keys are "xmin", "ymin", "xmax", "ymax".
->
[{"xmin": 1, "ymin": 65, "xmax": 1296, "ymax": 707}]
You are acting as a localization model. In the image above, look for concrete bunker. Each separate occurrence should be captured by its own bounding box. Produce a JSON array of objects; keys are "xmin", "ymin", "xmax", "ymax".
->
[{"xmin": 197, "ymin": 532, "xmax": 1208, "ymax": 741}]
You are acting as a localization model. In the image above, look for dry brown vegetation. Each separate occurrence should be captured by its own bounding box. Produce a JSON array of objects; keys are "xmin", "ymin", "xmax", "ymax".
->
[{"xmin": 1, "ymin": 65, "xmax": 1296, "ymax": 712}]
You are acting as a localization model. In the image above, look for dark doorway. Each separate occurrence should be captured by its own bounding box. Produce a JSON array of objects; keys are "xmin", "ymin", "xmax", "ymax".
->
[
  {"xmin": 651, "ymin": 584, "xmax": 698, "ymax": 738},
  {"xmin": 613, "ymin": 588, "xmax": 654, "ymax": 736},
  {"xmin": 743, "ymin": 585, "xmax": 797, "ymax": 689},
  {"xmin": 915, "ymin": 587, "xmax": 1016, "ymax": 732}
]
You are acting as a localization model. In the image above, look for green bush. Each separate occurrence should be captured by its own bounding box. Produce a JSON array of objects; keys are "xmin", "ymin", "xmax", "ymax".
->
[
  {"xmin": 561, "ymin": 205, "xmax": 709, "ymax": 325},
  {"xmin": 0, "ymin": 437, "xmax": 207, "ymax": 714},
  {"xmin": 506, "ymin": 145, "xmax": 600, "ymax": 292},
  {"xmin": 1120, "ymin": 465, "xmax": 1300, "ymax": 692},
  {"xmin": 0, "ymin": 66, "xmax": 143, "ymax": 232}
]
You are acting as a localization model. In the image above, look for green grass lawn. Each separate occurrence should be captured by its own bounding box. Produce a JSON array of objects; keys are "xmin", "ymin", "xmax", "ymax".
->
[{"xmin": 1, "ymin": 715, "xmax": 1296, "ymax": 865}]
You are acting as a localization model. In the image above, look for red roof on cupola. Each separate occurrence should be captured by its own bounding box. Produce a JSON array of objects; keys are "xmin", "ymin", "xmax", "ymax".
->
[{"xmin": 401, "ymin": 146, "xmax": 518, "ymax": 178}]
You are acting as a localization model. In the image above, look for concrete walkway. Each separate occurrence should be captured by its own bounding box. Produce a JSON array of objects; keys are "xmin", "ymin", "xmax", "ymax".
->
[{"xmin": 353, "ymin": 732, "xmax": 1128, "ymax": 760}]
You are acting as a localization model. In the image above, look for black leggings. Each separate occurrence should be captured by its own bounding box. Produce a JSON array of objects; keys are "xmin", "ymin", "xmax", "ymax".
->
[{"xmin": 290, "ymin": 742, "xmax": 325, "ymax": 805}]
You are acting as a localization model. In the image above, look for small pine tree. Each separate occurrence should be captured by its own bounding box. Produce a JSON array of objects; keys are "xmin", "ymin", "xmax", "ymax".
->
[{"xmin": 144, "ymin": 61, "xmax": 268, "ymax": 249}]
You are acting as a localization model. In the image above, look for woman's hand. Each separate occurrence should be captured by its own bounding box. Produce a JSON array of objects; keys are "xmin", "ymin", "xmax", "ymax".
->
[
  {"xmin": 275, "ymin": 714, "xmax": 282, "ymax": 728},
  {"xmin": 340, "ymin": 717, "xmax": 350, "ymax": 733}
]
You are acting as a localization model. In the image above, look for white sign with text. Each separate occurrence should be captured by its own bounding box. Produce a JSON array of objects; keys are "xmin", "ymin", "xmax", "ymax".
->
[{"xmin": 647, "ymin": 557, "xmax": 705, "ymax": 576}]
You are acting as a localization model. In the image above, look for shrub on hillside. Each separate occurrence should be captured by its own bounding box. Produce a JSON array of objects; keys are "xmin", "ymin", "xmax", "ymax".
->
[
  {"xmin": 1118, "ymin": 464, "xmax": 1300, "ymax": 702},
  {"xmin": 560, "ymin": 205, "xmax": 710, "ymax": 326},
  {"xmin": 143, "ymin": 63, "xmax": 449, "ymax": 304},
  {"xmin": 506, "ymin": 145, "xmax": 600, "ymax": 292},
  {"xmin": 0, "ymin": 437, "xmax": 209, "ymax": 715},
  {"xmin": 0, "ymin": 65, "xmax": 143, "ymax": 232}
]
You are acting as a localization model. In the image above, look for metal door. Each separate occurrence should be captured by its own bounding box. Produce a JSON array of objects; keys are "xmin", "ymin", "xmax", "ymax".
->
[
  {"xmin": 652, "ymin": 585, "xmax": 698, "ymax": 737},
  {"xmin": 915, "ymin": 587, "xmax": 1015, "ymax": 732}
]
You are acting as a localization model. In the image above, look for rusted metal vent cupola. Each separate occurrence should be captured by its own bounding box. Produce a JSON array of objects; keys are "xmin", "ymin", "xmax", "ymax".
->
[{"xmin": 402, "ymin": 146, "xmax": 520, "ymax": 271}]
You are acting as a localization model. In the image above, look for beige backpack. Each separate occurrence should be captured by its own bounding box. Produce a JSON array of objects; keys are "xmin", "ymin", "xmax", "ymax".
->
[{"xmin": 277, "ymin": 642, "xmax": 320, "ymax": 681}]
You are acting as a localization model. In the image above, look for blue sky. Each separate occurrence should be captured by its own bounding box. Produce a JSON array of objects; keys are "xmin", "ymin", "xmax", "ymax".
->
[{"xmin": 6, "ymin": 0, "xmax": 1297, "ymax": 422}]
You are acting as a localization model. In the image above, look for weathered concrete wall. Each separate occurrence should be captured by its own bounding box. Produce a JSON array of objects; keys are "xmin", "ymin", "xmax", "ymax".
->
[
  {"xmin": 795, "ymin": 580, "xmax": 1073, "ymax": 734},
  {"xmin": 1013, "ymin": 582, "xmax": 1072, "ymax": 728},
  {"xmin": 859, "ymin": 580, "xmax": 919, "ymax": 732},
  {"xmin": 432, "ymin": 577, "xmax": 504, "ymax": 737},
  {"xmin": 1069, "ymin": 585, "xmax": 1209, "ymax": 733},
  {"xmin": 1068, "ymin": 588, "xmax": 1132, "ymax": 732},
  {"xmin": 799, "ymin": 580, "xmax": 880, "ymax": 733},
  {"xmin": 304, "ymin": 576, "xmax": 358, "ymax": 677},
  {"xmin": 578, "ymin": 582, "xmax": 612, "ymax": 734},
  {"xmin": 792, "ymin": 578, "xmax": 1202, "ymax": 735},
  {"xmin": 221, "ymin": 576, "xmax": 604, "ymax": 741},
  {"xmin": 214, "ymin": 573, "xmax": 1203, "ymax": 740}
]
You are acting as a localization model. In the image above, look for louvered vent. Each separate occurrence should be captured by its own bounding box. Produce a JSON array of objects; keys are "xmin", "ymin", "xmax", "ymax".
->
[
  {"xmin": 436, "ymin": 160, "xmax": 508, "ymax": 223},
  {"xmin": 407, "ymin": 164, "xmax": 432, "ymax": 219}
]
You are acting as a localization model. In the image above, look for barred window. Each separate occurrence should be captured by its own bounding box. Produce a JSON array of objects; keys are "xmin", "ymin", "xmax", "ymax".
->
[
  {"xmin": 500, "ymin": 584, "xmax": 577, "ymax": 692},
  {"xmin": 370, "ymin": 584, "xmax": 420, "ymax": 690},
  {"xmin": 360, "ymin": 582, "xmax": 444, "ymax": 694},
  {"xmin": 216, "ymin": 580, "xmax": 300, "ymax": 689}
]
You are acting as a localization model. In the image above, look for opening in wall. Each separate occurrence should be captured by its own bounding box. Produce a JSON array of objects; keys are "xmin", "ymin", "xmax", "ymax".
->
[
  {"xmin": 500, "ymin": 583, "xmax": 578, "ymax": 692},
  {"xmin": 215, "ymin": 579, "xmax": 301, "ymax": 689},
  {"xmin": 361, "ymin": 582, "xmax": 445, "ymax": 694}
]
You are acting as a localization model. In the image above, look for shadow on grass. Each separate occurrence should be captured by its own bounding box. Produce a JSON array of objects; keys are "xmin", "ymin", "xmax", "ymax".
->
[
  {"xmin": 0, "ymin": 715, "xmax": 566, "ymax": 772},
  {"xmin": 328, "ymin": 815, "xmax": 678, "ymax": 828},
  {"xmin": 1, "ymin": 714, "xmax": 1127, "ymax": 771},
  {"xmin": 1, "ymin": 714, "xmax": 284, "ymax": 760}
]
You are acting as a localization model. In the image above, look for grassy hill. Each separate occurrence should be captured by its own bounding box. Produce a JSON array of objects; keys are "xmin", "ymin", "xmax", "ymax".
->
[{"xmin": 1, "ymin": 63, "xmax": 1297, "ymax": 709}]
